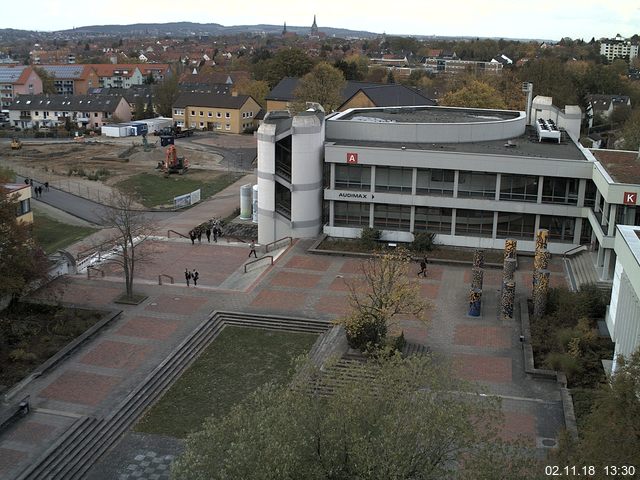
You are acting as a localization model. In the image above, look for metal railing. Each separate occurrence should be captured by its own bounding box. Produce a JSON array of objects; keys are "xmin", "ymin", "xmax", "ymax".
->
[
  {"xmin": 87, "ymin": 266, "xmax": 105, "ymax": 279},
  {"xmin": 244, "ymin": 255, "xmax": 273, "ymax": 273},
  {"xmin": 167, "ymin": 229, "xmax": 188, "ymax": 239},
  {"xmin": 265, "ymin": 236, "xmax": 293, "ymax": 253},
  {"xmin": 563, "ymin": 244, "xmax": 587, "ymax": 259},
  {"xmin": 158, "ymin": 274, "xmax": 174, "ymax": 285}
]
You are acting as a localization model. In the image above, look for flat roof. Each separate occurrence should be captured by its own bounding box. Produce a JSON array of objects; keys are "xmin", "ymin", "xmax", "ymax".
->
[
  {"xmin": 590, "ymin": 149, "xmax": 640, "ymax": 184},
  {"xmin": 328, "ymin": 127, "xmax": 587, "ymax": 161},
  {"xmin": 336, "ymin": 106, "xmax": 520, "ymax": 124}
]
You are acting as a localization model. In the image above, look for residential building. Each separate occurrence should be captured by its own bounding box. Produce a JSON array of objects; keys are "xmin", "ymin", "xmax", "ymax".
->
[
  {"xmin": 600, "ymin": 34, "xmax": 639, "ymax": 62},
  {"xmin": 265, "ymin": 78, "xmax": 435, "ymax": 112},
  {"xmin": 257, "ymin": 100, "xmax": 640, "ymax": 293},
  {"xmin": 172, "ymin": 92, "xmax": 261, "ymax": 133},
  {"xmin": 37, "ymin": 64, "xmax": 99, "ymax": 95},
  {"xmin": 586, "ymin": 94, "xmax": 632, "ymax": 127},
  {"xmin": 421, "ymin": 56, "xmax": 503, "ymax": 75},
  {"xmin": 138, "ymin": 64, "xmax": 172, "ymax": 82},
  {"xmin": 7, "ymin": 94, "xmax": 131, "ymax": 129},
  {"xmin": 3, "ymin": 183, "xmax": 33, "ymax": 224},
  {"xmin": 0, "ymin": 66, "xmax": 43, "ymax": 109},
  {"xmin": 88, "ymin": 64, "xmax": 145, "ymax": 88}
]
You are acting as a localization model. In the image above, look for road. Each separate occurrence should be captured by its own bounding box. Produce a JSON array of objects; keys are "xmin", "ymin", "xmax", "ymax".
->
[{"xmin": 18, "ymin": 176, "xmax": 177, "ymax": 226}]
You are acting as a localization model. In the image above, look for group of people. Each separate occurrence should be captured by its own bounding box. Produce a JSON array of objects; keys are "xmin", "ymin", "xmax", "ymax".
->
[
  {"xmin": 184, "ymin": 268, "xmax": 200, "ymax": 287},
  {"xmin": 25, "ymin": 178, "xmax": 49, "ymax": 198},
  {"xmin": 189, "ymin": 219, "xmax": 223, "ymax": 245}
]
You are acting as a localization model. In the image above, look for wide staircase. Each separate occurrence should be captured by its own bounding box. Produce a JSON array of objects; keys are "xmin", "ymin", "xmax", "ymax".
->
[
  {"xmin": 565, "ymin": 251, "xmax": 611, "ymax": 292},
  {"xmin": 16, "ymin": 312, "xmax": 329, "ymax": 480}
]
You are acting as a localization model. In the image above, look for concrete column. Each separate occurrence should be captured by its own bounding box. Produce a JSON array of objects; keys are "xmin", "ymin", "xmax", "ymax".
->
[
  {"xmin": 537, "ymin": 175, "xmax": 544, "ymax": 203},
  {"xmin": 492, "ymin": 211, "xmax": 498, "ymax": 239},
  {"xmin": 595, "ymin": 190, "xmax": 601, "ymax": 213},
  {"xmin": 577, "ymin": 179, "xmax": 586, "ymax": 208},
  {"xmin": 409, "ymin": 206, "xmax": 415, "ymax": 233},
  {"xmin": 602, "ymin": 249, "xmax": 612, "ymax": 281},
  {"xmin": 608, "ymin": 204, "xmax": 618, "ymax": 236},
  {"xmin": 411, "ymin": 167, "xmax": 417, "ymax": 196},
  {"xmin": 451, "ymin": 209, "xmax": 457, "ymax": 236},
  {"xmin": 495, "ymin": 174, "xmax": 501, "ymax": 201},
  {"xmin": 370, "ymin": 165, "xmax": 376, "ymax": 194},
  {"xmin": 329, "ymin": 200, "xmax": 334, "ymax": 227},
  {"xmin": 369, "ymin": 203, "xmax": 374, "ymax": 228},
  {"xmin": 453, "ymin": 170, "xmax": 459, "ymax": 198},
  {"xmin": 329, "ymin": 163, "xmax": 335, "ymax": 189},
  {"xmin": 573, "ymin": 217, "xmax": 583, "ymax": 245}
]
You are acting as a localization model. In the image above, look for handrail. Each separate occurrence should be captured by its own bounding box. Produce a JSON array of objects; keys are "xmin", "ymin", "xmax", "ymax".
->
[
  {"xmin": 563, "ymin": 244, "xmax": 587, "ymax": 259},
  {"xmin": 158, "ymin": 274, "xmax": 174, "ymax": 285},
  {"xmin": 244, "ymin": 255, "xmax": 273, "ymax": 273},
  {"xmin": 225, "ymin": 234, "xmax": 247, "ymax": 243},
  {"xmin": 265, "ymin": 236, "xmax": 293, "ymax": 253},
  {"xmin": 87, "ymin": 266, "xmax": 105, "ymax": 279},
  {"xmin": 167, "ymin": 229, "xmax": 188, "ymax": 239}
]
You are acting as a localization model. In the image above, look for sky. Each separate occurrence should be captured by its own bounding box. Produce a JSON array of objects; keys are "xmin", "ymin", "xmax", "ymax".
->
[{"xmin": 2, "ymin": 0, "xmax": 639, "ymax": 41}]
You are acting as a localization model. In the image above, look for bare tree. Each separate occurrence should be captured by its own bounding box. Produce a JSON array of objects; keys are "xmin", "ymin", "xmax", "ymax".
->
[{"xmin": 99, "ymin": 192, "xmax": 156, "ymax": 299}]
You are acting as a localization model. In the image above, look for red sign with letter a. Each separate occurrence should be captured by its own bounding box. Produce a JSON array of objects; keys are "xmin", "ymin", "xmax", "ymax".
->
[
  {"xmin": 346, "ymin": 152, "xmax": 358, "ymax": 164},
  {"xmin": 623, "ymin": 192, "xmax": 637, "ymax": 205}
]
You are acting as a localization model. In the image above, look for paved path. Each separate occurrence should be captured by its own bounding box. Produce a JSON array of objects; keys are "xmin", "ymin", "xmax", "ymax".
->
[{"xmin": 0, "ymin": 227, "xmax": 569, "ymax": 478}]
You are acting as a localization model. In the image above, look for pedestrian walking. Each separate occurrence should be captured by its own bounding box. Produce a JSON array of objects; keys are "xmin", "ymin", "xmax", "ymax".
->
[
  {"xmin": 24, "ymin": 178, "xmax": 29, "ymax": 185},
  {"xmin": 192, "ymin": 269, "xmax": 199, "ymax": 287},
  {"xmin": 44, "ymin": 181, "xmax": 49, "ymax": 192},
  {"xmin": 197, "ymin": 229, "xmax": 202, "ymax": 243},
  {"xmin": 213, "ymin": 226, "xmax": 218, "ymax": 243},
  {"xmin": 248, "ymin": 239, "xmax": 257, "ymax": 258},
  {"xmin": 185, "ymin": 268, "xmax": 192, "ymax": 287},
  {"xmin": 418, "ymin": 256, "xmax": 428, "ymax": 278},
  {"xmin": 205, "ymin": 227, "xmax": 211, "ymax": 243},
  {"xmin": 189, "ymin": 230, "xmax": 196, "ymax": 245},
  {"xmin": 29, "ymin": 178, "xmax": 33, "ymax": 187},
  {"xmin": 37, "ymin": 186, "xmax": 43, "ymax": 197}
]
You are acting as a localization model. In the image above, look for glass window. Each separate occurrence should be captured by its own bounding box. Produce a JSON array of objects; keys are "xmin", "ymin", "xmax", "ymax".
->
[
  {"xmin": 584, "ymin": 180, "xmax": 597, "ymax": 208},
  {"xmin": 375, "ymin": 167, "xmax": 413, "ymax": 193},
  {"xmin": 208, "ymin": 112, "xmax": 212, "ymax": 117},
  {"xmin": 334, "ymin": 201, "xmax": 369, "ymax": 227},
  {"xmin": 455, "ymin": 209, "xmax": 494, "ymax": 237},
  {"xmin": 457, "ymin": 171, "xmax": 497, "ymax": 199},
  {"xmin": 416, "ymin": 168, "xmax": 454, "ymax": 196},
  {"xmin": 414, "ymin": 206, "xmax": 452, "ymax": 234},
  {"xmin": 496, "ymin": 212, "xmax": 536, "ymax": 239},
  {"xmin": 500, "ymin": 174, "xmax": 538, "ymax": 202},
  {"xmin": 216, "ymin": 112, "xmax": 221, "ymax": 118},
  {"xmin": 373, "ymin": 204, "xmax": 411, "ymax": 231},
  {"xmin": 542, "ymin": 177, "xmax": 578, "ymax": 205},
  {"xmin": 275, "ymin": 182, "xmax": 291, "ymax": 219},
  {"xmin": 539, "ymin": 215, "xmax": 575, "ymax": 243},
  {"xmin": 335, "ymin": 165, "xmax": 371, "ymax": 191},
  {"xmin": 225, "ymin": 124, "xmax": 230, "ymax": 130},
  {"xmin": 16, "ymin": 198, "xmax": 30, "ymax": 216},
  {"xmin": 225, "ymin": 112, "xmax": 230, "ymax": 118},
  {"xmin": 190, "ymin": 110, "xmax": 195, "ymax": 116}
]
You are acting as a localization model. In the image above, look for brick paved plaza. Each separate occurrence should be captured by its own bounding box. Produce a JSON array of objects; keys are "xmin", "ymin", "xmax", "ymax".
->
[{"xmin": 0, "ymin": 191, "xmax": 570, "ymax": 478}]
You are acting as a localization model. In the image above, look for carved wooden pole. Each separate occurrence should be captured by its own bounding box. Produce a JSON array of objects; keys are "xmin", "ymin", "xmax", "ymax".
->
[
  {"xmin": 473, "ymin": 249, "xmax": 485, "ymax": 269},
  {"xmin": 471, "ymin": 267, "xmax": 484, "ymax": 291},
  {"xmin": 501, "ymin": 280, "xmax": 516, "ymax": 320},
  {"xmin": 533, "ymin": 269, "xmax": 550, "ymax": 318}
]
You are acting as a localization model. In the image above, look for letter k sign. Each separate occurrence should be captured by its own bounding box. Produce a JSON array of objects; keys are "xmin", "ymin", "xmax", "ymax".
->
[{"xmin": 624, "ymin": 192, "xmax": 637, "ymax": 205}]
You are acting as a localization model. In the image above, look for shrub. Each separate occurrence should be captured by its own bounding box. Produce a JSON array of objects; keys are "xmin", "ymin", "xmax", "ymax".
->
[
  {"xmin": 546, "ymin": 352, "xmax": 582, "ymax": 379},
  {"xmin": 360, "ymin": 227, "xmax": 381, "ymax": 250},
  {"xmin": 9, "ymin": 348, "xmax": 38, "ymax": 363},
  {"xmin": 342, "ymin": 313, "xmax": 387, "ymax": 352},
  {"xmin": 411, "ymin": 231, "xmax": 436, "ymax": 252}
]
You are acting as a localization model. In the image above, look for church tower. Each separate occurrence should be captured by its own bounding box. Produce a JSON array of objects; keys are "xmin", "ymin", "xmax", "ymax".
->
[
  {"xmin": 282, "ymin": 21, "xmax": 287, "ymax": 36},
  {"xmin": 310, "ymin": 15, "xmax": 319, "ymax": 37}
]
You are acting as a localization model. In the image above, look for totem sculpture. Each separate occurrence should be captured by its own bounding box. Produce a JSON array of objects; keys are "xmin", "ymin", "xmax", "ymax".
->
[
  {"xmin": 467, "ymin": 248, "xmax": 485, "ymax": 316},
  {"xmin": 468, "ymin": 288, "xmax": 482, "ymax": 317},
  {"xmin": 501, "ymin": 239, "xmax": 517, "ymax": 319},
  {"xmin": 501, "ymin": 281, "xmax": 516, "ymax": 319},
  {"xmin": 533, "ymin": 269, "xmax": 550, "ymax": 318},
  {"xmin": 532, "ymin": 229, "xmax": 551, "ymax": 318}
]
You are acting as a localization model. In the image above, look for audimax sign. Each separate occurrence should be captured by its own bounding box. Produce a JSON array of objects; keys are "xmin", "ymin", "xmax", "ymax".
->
[{"xmin": 338, "ymin": 192, "xmax": 368, "ymax": 199}]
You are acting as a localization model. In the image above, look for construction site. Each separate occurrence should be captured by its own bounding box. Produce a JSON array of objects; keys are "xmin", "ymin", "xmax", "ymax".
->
[{"xmin": 0, "ymin": 135, "xmax": 256, "ymax": 209}]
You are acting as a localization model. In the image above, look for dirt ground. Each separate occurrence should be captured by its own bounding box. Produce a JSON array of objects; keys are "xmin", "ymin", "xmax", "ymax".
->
[{"xmin": 2, "ymin": 140, "xmax": 226, "ymax": 187}]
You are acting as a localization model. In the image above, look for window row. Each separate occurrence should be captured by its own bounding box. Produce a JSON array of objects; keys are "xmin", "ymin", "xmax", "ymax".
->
[
  {"xmin": 333, "ymin": 202, "xmax": 578, "ymax": 242},
  {"xmin": 333, "ymin": 165, "xmax": 584, "ymax": 206}
]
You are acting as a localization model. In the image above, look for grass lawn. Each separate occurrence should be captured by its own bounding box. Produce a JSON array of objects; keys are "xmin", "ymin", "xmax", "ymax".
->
[
  {"xmin": 33, "ymin": 211, "xmax": 97, "ymax": 254},
  {"xmin": 115, "ymin": 171, "xmax": 242, "ymax": 208},
  {"xmin": 134, "ymin": 326, "xmax": 318, "ymax": 438}
]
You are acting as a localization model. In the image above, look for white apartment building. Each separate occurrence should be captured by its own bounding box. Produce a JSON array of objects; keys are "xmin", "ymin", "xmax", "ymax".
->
[{"xmin": 600, "ymin": 35, "xmax": 639, "ymax": 62}]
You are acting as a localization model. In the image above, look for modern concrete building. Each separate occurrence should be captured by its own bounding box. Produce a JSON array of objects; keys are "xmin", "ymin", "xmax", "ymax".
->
[
  {"xmin": 599, "ymin": 34, "xmax": 639, "ymax": 62},
  {"xmin": 607, "ymin": 225, "xmax": 640, "ymax": 370},
  {"xmin": 257, "ymin": 99, "xmax": 640, "ymax": 288}
]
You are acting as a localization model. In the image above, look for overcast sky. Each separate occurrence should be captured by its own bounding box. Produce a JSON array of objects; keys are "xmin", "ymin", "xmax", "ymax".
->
[{"xmin": 3, "ymin": 0, "xmax": 639, "ymax": 41}]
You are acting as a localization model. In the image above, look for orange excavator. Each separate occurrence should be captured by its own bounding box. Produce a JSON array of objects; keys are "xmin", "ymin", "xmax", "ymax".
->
[{"xmin": 159, "ymin": 144, "xmax": 189, "ymax": 176}]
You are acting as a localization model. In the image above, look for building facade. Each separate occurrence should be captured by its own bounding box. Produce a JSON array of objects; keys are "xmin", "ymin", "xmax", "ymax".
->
[
  {"xmin": 0, "ymin": 66, "xmax": 43, "ymax": 109},
  {"xmin": 3, "ymin": 183, "xmax": 33, "ymax": 224},
  {"xmin": 172, "ymin": 92, "xmax": 260, "ymax": 133},
  {"xmin": 599, "ymin": 35, "xmax": 639, "ymax": 62},
  {"xmin": 258, "ymin": 102, "xmax": 640, "ymax": 285},
  {"xmin": 7, "ymin": 94, "xmax": 131, "ymax": 130},
  {"xmin": 38, "ymin": 65, "xmax": 99, "ymax": 95}
]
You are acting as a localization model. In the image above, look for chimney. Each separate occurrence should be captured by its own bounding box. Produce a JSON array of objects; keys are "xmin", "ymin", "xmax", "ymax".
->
[{"xmin": 231, "ymin": 90, "xmax": 238, "ymax": 97}]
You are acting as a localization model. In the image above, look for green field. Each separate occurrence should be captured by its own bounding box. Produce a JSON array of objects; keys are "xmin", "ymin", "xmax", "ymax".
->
[
  {"xmin": 135, "ymin": 326, "xmax": 318, "ymax": 438},
  {"xmin": 32, "ymin": 211, "xmax": 97, "ymax": 254},
  {"xmin": 115, "ymin": 171, "xmax": 241, "ymax": 208}
]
